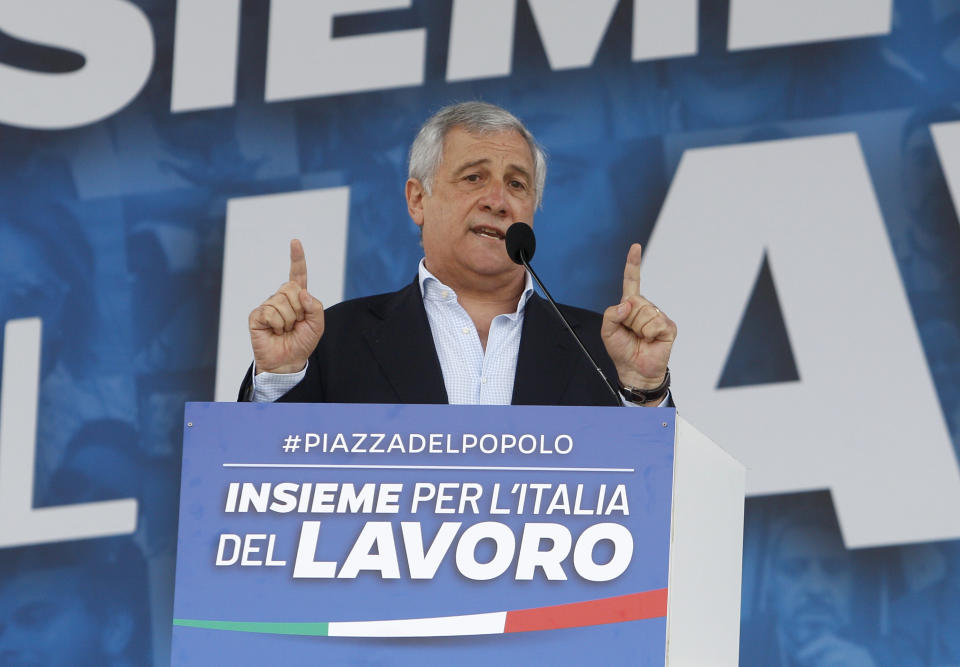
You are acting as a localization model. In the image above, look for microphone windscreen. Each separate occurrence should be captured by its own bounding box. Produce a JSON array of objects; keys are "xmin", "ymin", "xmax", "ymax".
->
[{"xmin": 505, "ymin": 223, "xmax": 536, "ymax": 264}]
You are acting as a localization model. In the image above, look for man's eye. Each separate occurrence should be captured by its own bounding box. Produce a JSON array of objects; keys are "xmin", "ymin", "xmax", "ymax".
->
[
  {"xmin": 465, "ymin": 174, "xmax": 481, "ymax": 182},
  {"xmin": 509, "ymin": 180, "xmax": 527, "ymax": 190}
]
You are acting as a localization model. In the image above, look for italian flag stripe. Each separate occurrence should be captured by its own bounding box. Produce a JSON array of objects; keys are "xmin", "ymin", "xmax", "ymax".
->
[
  {"xmin": 503, "ymin": 589, "xmax": 668, "ymax": 633},
  {"xmin": 174, "ymin": 588, "xmax": 667, "ymax": 638},
  {"xmin": 328, "ymin": 611, "xmax": 506, "ymax": 637},
  {"xmin": 173, "ymin": 619, "xmax": 330, "ymax": 636}
]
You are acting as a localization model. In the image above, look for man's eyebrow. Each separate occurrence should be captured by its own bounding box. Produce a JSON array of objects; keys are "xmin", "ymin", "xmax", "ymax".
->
[
  {"xmin": 453, "ymin": 158, "xmax": 490, "ymax": 174},
  {"xmin": 508, "ymin": 164, "xmax": 532, "ymax": 181},
  {"xmin": 452, "ymin": 159, "xmax": 532, "ymax": 183}
]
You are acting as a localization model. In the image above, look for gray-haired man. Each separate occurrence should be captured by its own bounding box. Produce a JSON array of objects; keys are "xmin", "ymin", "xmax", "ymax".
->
[{"xmin": 241, "ymin": 102, "xmax": 675, "ymax": 406}]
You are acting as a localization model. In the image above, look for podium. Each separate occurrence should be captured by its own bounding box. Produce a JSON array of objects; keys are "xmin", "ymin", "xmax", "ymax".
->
[{"xmin": 172, "ymin": 403, "xmax": 744, "ymax": 665}]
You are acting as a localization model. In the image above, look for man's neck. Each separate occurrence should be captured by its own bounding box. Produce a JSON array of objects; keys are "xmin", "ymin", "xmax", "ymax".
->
[{"xmin": 426, "ymin": 263, "xmax": 526, "ymax": 349}]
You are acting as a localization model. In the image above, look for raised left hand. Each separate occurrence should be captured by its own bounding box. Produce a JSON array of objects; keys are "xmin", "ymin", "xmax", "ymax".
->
[{"xmin": 600, "ymin": 243, "xmax": 677, "ymax": 390}]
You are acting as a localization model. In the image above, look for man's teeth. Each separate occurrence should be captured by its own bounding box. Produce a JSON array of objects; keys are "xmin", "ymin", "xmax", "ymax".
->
[{"xmin": 475, "ymin": 229, "xmax": 503, "ymax": 239}]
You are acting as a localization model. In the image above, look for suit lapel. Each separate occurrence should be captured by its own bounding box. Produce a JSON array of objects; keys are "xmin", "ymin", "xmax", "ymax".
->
[
  {"xmin": 362, "ymin": 279, "xmax": 449, "ymax": 404},
  {"xmin": 512, "ymin": 294, "xmax": 577, "ymax": 405}
]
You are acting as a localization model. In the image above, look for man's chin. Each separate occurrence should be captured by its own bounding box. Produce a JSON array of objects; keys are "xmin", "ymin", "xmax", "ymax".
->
[
  {"xmin": 474, "ymin": 262, "xmax": 525, "ymax": 281},
  {"xmin": 464, "ymin": 252, "xmax": 522, "ymax": 277}
]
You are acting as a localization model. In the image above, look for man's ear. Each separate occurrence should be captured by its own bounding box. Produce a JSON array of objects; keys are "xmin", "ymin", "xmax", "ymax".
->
[{"xmin": 406, "ymin": 178, "xmax": 425, "ymax": 228}]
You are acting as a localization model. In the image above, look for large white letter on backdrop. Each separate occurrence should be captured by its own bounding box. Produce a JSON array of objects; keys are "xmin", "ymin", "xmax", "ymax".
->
[
  {"xmin": 171, "ymin": 0, "xmax": 242, "ymax": 112},
  {"xmin": 932, "ymin": 120, "xmax": 960, "ymax": 210},
  {"xmin": 0, "ymin": 319, "xmax": 137, "ymax": 548},
  {"xmin": 526, "ymin": 0, "xmax": 618, "ymax": 70},
  {"xmin": 641, "ymin": 133, "xmax": 960, "ymax": 548},
  {"xmin": 447, "ymin": 0, "xmax": 697, "ymax": 81},
  {"xmin": 728, "ymin": 0, "xmax": 891, "ymax": 50},
  {"xmin": 265, "ymin": 0, "xmax": 425, "ymax": 102},
  {"xmin": 446, "ymin": 0, "xmax": 516, "ymax": 82},
  {"xmin": 214, "ymin": 188, "xmax": 350, "ymax": 402},
  {"xmin": 632, "ymin": 0, "xmax": 697, "ymax": 62},
  {"xmin": 0, "ymin": 0, "xmax": 154, "ymax": 129}
]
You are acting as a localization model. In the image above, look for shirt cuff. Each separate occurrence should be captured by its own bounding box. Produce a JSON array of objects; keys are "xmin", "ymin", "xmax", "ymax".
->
[
  {"xmin": 251, "ymin": 361, "xmax": 308, "ymax": 402},
  {"xmin": 622, "ymin": 390, "xmax": 671, "ymax": 408}
]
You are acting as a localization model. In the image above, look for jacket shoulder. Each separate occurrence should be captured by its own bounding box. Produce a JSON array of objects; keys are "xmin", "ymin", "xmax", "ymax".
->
[{"xmin": 321, "ymin": 281, "xmax": 418, "ymax": 330}]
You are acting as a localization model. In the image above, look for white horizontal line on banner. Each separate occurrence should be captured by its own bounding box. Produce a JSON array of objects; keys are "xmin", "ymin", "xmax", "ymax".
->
[{"xmin": 221, "ymin": 463, "xmax": 634, "ymax": 472}]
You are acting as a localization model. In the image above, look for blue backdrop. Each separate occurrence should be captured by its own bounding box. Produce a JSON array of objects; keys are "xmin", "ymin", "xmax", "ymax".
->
[{"xmin": 1, "ymin": 1, "xmax": 959, "ymax": 665}]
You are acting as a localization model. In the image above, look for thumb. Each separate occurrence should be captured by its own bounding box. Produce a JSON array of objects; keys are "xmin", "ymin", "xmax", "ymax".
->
[{"xmin": 601, "ymin": 300, "xmax": 631, "ymax": 338}]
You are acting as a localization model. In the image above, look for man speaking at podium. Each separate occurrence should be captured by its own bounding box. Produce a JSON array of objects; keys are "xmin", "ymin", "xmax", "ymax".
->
[{"xmin": 239, "ymin": 102, "xmax": 676, "ymax": 407}]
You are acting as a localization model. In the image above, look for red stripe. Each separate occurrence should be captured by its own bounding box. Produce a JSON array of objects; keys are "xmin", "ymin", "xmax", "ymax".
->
[{"xmin": 503, "ymin": 589, "xmax": 668, "ymax": 633}]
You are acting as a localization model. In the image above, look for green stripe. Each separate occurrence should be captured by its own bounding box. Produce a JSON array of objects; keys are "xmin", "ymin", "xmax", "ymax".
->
[{"xmin": 174, "ymin": 619, "xmax": 329, "ymax": 636}]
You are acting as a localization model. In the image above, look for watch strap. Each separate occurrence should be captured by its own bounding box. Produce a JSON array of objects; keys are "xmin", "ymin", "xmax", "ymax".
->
[{"xmin": 618, "ymin": 368, "xmax": 670, "ymax": 405}]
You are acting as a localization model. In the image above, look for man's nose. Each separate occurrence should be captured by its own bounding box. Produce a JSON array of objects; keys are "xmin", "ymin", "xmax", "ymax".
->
[{"xmin": 478, "ymin": 181, "xmax": 508, "ymax": 217}]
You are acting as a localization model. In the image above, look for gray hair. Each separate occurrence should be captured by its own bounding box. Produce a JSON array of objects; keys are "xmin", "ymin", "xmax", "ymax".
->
[{"xmin": 408, "ymin": 101, "xmax": 547, "ymax": 208}]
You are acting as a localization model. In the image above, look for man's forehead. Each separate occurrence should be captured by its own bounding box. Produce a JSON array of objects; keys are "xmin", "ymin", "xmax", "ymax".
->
[{"xmin": 442, "ymin": 127, "xmax": 534, "ymax": 167}]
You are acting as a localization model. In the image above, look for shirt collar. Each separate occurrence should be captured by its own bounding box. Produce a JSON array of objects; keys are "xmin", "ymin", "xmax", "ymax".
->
[{"xmin": 417, "ymin": 258, "xmax": 535, "ymax": 317}]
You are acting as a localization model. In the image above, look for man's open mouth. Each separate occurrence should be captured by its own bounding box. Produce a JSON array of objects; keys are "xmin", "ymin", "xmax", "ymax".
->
[{"xmin": 472, "ymin": 226, "xmax": 505, "ymax": 240}]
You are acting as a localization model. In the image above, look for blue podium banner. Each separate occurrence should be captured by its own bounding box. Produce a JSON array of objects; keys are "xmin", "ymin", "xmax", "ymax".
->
[{"xmin": 172, "ymin": 403, "xmax": 676, "ymax": 665}]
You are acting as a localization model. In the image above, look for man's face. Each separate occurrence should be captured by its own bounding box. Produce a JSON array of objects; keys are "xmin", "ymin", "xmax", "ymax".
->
[
  {"xmin": 407, "ymin": 127, "xmax": 536, "ymax": 289},
  {"xmin": 769, "ymin": 524, "xmax": 854, "ymax": 648}
]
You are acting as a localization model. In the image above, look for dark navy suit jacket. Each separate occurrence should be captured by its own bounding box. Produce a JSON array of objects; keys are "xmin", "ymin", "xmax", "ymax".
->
[{"xmin": 238, "ymin": 278, "xmax": 630, "ymax": 407}]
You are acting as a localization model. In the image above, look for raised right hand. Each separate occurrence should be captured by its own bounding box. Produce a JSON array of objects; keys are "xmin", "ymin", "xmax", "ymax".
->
[{"xmin": 248, "ymin": 239, "xmax": 325, "ymax": 374}]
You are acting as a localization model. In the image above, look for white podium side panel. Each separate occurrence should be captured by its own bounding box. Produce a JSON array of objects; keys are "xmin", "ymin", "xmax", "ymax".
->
[{"xmin": 665, "ymin": 417, "xmax": 746, "ymax": 666}]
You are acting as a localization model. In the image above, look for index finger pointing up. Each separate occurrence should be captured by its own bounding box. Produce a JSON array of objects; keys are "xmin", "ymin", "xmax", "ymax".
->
[
  {"xmin": 621, "ymin": 243, "xmax": 643, "ymax": 300},
  {"xmin": 289, "ymin": 238, "xmax": 308, "ymax": 290}
]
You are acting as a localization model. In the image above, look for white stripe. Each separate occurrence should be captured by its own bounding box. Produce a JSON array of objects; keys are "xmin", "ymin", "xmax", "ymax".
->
[
  {"xmin": 328, "ymin": 611, "xmax": 507, "ymax": 637},
  {"xmin": 222, "ymin": 463, "xmax": 634, "ymax": 473}
]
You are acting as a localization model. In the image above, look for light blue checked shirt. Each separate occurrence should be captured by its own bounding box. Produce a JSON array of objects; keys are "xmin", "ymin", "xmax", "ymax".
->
[
  {"xmin": 252, "ymin": 260, "xmax": 665, "ymax": 406},
  {"xmin": 418, "ymin": 260, "xmax": 535, "ymax": 404}
]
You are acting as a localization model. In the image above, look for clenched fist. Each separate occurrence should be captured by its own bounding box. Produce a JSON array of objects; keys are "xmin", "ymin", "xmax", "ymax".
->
[{"xmin": 248, "ymin": 239, "xmax": 325, "ymax": 374}]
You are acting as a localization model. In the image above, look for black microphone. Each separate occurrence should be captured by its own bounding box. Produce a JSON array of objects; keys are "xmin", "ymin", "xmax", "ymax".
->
[
  {"xmin": 505, "ymin": 221, "xmax": 536, "ymax": 264},
  {"xmin": 505, "ymin": 223, "xmax": 622, "ymax": 407}
]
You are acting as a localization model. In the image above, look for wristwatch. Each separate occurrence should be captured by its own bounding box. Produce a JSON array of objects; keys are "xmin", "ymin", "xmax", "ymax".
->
[{"xmin": 618, "ymin": 368, "xmax": 670, "ymax": 405}]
